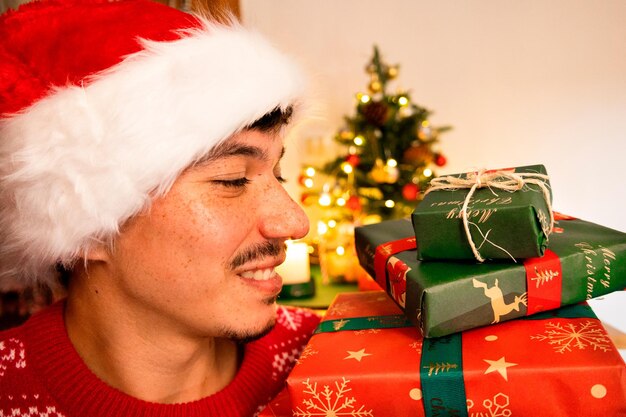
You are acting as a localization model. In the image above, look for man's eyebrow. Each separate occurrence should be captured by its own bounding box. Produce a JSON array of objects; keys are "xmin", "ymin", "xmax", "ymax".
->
[
  {"xmin": 195, "ymin": 141, "xmax": 268, "ymax": 166},
  {"xmin": 194, "ymin": 141, "xmax": 285, "ymax": 167}
]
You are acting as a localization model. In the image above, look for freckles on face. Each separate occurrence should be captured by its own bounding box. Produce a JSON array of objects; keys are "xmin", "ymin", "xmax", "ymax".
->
[{"xmin": 106, "ymin": 130, "xmax": 306, "ymax": 338}]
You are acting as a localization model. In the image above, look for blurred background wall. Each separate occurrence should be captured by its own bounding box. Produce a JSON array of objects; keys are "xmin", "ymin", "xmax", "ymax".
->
[{"xmin": 241, "ymin": 0, "xmax": 626, "ymax": 233}]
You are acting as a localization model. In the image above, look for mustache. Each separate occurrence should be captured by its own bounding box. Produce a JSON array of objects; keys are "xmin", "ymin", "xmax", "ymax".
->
[{"xmin": 229, "ymin": 240, "xmax": 286, "ymax": 270}]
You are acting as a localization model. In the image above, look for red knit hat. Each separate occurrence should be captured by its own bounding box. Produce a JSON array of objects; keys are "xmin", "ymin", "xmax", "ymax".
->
[{"xmin": 0, "ymin": 0, "xmax": 305, "ymax": 287}]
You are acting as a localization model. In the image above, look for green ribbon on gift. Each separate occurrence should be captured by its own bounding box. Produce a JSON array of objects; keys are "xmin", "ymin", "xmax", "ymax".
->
[
  {"xmin": 421, "ymin": 334, "xmax": 468, "ymax": 417},
  {"xmin": 314, "ymin": 314, "xmax": 413, "ymax": 334},
  {"xmin": 418, "ymin": 302, "xmax": 597, "ymax": 417},
  {"xmin": 523, "ymin": 302, "xmax": 597, "ymax": 321}
]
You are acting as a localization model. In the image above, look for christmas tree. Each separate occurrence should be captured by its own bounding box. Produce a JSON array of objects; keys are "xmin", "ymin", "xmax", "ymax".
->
[{"xmin": 300, "ymin": 46, "xmax": 450, "ymax": 223}]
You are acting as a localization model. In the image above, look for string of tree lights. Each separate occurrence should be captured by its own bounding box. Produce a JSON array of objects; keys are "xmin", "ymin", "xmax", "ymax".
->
[
  {"xmin": 299, "ymin": 46, "xmax": 450, "ymax": 223},
  {"xmin": 298, "ymin": 46, "xmax": 450, "ymax": 282}
]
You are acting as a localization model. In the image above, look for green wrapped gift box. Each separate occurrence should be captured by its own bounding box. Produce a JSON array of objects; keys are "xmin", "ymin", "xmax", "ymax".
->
[
  {"xmin": 355, "ymin": 215, "xmax": 626, "ymax": 338},
  {"xmin": 412, "ymin": 164, "xmax": 552, "ymax": 260}
]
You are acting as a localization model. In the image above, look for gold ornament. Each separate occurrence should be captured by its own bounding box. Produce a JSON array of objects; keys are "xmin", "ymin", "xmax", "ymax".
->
[
  {"xmin": 370, "ymin": 159, "xmax": 399, "ymax": 184},
  {"xmin": 384, "ymin": 162, "xmax": 400, "ymax": 184},
  {"xmin": 403, "ymin": 144, "xmax": 434, "ymax": 165},
  {"xmin": 369, "ymin": 159, "xmax": 387, "ymax": 183},
  {"xmin": 368, "ymin": 79, "xmax": 382, "ymax": 94},
  {"xmin": 387, "ymin": 65, "xmax": 399, "ymax": 79},
  {"xmin": 339, "ymin": 129, "xmax": 355, "ymax": 141}
]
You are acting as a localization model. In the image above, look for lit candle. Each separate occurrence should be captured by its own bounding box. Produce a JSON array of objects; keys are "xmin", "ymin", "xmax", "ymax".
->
[{"xmin": 276, "ymin": 241, "xmax": 311, "ymax": 285}]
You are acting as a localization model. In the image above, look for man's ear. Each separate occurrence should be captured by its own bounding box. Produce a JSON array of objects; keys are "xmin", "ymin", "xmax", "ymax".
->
[{"xmin": 84, "ymin": 243, "xmax": 111, "ymax": 263}]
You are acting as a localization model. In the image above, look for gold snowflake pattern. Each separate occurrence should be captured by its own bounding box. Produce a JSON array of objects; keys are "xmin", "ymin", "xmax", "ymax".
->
[
  {"xmin": 409, "ymin": 341, "xmax": 422, "ymax": 354},
  {"xmin": 293, "ymin": 378, "xmax": 374, "ymax": 416},
  {"xmin": 530, "ymin": 267, "xmax": 559, "ymax": 288},
  {"xmin": 297, "ymin": 345, "xmax": 319, "ymax": 364},
  {"xmin": 530, "ymin": 320, "xmax": 613, "ymax": 354},
  {"xmin": 467, "ymin": 393, "xmax": 512, "ymax": 417}
]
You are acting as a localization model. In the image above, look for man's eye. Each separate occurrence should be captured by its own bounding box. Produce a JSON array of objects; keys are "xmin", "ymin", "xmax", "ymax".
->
[{"xmin": 214, "ymin": 178, "xmax": 251, "ymax": 188}]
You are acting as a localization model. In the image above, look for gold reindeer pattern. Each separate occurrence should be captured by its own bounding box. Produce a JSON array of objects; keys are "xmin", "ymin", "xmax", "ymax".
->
[{"xmin": 473, "ymin": 278, "xmax": 528, "ymax": 323}]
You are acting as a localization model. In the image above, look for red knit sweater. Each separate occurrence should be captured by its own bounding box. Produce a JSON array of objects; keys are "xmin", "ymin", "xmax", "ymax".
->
[{"xmin": 0, "ymin": 300, "xmax": 319, "ymax": 416}]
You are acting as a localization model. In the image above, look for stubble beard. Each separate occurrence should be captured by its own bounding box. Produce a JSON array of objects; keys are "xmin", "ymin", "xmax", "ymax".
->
[{"xmin": 221, "ymin": 294, "xmax": 278, "ymax": 344}]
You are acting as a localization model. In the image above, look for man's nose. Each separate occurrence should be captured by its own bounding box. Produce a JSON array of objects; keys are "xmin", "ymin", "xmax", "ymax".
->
[{"xmin": 259, "ymin": 184, "xmax": 309, "ymax": 241}]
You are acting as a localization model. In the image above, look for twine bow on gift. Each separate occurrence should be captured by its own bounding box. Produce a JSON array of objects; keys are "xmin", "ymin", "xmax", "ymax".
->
[{"xmin": 425, "ymin": 169, "xmax": 554, "ymax": 262}]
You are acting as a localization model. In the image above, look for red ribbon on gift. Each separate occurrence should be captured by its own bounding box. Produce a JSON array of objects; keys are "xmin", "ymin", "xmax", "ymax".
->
[
  {"xmin": 374, "ymin": 214, "xmax": 575, "ymax": 317},
  {"xmin": 522, "ymin": 214, "xmax": 575, "ymax": 313},
  {"xmin": 524, "ymin": 249, "xmax": 563, "ymax": 314},
  {"xmin": 373, "ymin": 237, "xmax": 416, "ymax": 290},
  {"xmin": 553, "ymin": 212, "xmax": 577, "ymax": 221}
]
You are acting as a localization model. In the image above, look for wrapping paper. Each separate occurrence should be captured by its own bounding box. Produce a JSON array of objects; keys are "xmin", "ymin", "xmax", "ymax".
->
[
  {"xmin": 413, "ymin": 164, "xmax": 551, "ymax": 260},
  {"xmin": 355, "ymin": 215, "xmax": 626, "ymax": 337},
  {"xmin": 287, "ymin": 291, "xmax": 626, "ymax": 417}
]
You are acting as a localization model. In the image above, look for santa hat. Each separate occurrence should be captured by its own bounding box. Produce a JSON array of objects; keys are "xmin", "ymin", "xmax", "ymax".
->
[{"xmin": 0, "ymin": 0, "xmax": 305, "ymax": 287}]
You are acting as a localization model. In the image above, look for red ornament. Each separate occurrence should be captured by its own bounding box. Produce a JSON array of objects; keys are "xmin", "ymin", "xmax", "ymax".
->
[
  {"xmin": 300, "ymin": 193, "xmax": 311, "ymax": 205},
  {"xmin": 435, "ymin": 153, "xmax": 447, "ymax": 167},
  {"xmin": 402, "ymin": 183, "xmax": 419, "ymax": 201},
  {"xmin": 346, "ymin": 195, "xmax": 362, "ymax": 212},
  {"xmin": 346, "ymin": 154, "xmax": 361, "ymax": 167}
]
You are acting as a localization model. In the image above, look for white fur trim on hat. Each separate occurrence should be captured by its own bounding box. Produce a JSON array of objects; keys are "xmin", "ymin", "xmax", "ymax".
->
[{"xmin": 0, "ymin": 20, "xmax": 305, "ymax": 286}]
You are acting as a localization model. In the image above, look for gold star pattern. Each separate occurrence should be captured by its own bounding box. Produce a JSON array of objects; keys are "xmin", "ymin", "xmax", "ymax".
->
[
  {"xmin": 344, "ymin": 348, "xmax": 372, "ymax": 362},
  {"xmin": 483, "ymin": 357, "xmax": 517, "ymax": 381}
]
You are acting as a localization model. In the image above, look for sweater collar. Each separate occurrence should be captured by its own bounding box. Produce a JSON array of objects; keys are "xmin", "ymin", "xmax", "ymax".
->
[{"xmin": 25, "ymin": 300, "xmax": 274, "ymax": 417}]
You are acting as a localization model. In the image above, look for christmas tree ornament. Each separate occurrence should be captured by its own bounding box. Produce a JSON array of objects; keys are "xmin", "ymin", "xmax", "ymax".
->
[
  {"xmin": 402, "ymin": 144, "xmax": 434, "ymax": 165},
  {"xmin": 346, "ymin": 154, "xmax": 361, "ymax": 167},
  {"xmin": 370, "ymin": 159, "xmax": 400, "ymax": 184},
  {"xmin": 387, "ymin": 65, "xmax": 399, "ymax": 79},
  {"xmin": 417, "ymin": 124, "xmax": 432, "ymax": 140},
  {"xmin": 370, "ymin": 159, "xmax": 388, "ymax": 183},
  {"xmin": 435, "ymin": 153, "xmax": 447, "ymax": 167},
  {"xmin": 346, "ymin": 195, "xmax": 362, "ymax": 212},
  {"xmin": 368, "ymin": 79, "xmax": 382, "ymax": 94},
  {"xmin": 402, "ymin": 183, "xmax": 420, "ymax": 201},
  {"xmin": 300, "ymin": 193, "xmax": 313, "ymax": 205},
  {"xmin": 339, "ymin": 129, "xmax": 355, "ymax": 141},
  {"xmin": 383, "ymin": 160, "xmax": 400, "ymax": 184},
  {"xmin": 361, "ymin": 101, "xmax": 389, "ymax": 126}
]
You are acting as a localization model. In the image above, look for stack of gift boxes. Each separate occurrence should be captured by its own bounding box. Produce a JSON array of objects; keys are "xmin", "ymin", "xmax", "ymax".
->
[{"xmin": 283, "ymin": 164, "xmax": 626, "ymax": 416}]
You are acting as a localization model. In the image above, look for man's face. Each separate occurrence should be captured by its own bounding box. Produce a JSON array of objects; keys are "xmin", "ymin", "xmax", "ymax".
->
[{"xmin": 103, "ymin": 129, "xmax": 309, "ymax": 340}]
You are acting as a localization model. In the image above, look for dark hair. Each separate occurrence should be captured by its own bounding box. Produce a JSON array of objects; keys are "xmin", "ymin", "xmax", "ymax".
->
[{"xmin": 247, "ymin": 106, "xmax": 293, "ymax": 133}]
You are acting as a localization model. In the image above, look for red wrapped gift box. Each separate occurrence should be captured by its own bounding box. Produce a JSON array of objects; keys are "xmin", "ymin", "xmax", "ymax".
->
[
  {"xmin": 287, "ymin": 291, "xmax": 626, "ymax": 417},
  {"xmin": 259, "ymin": 388, "xmax": 293, "ymax": 417}
]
